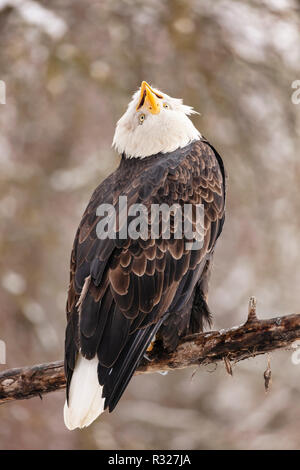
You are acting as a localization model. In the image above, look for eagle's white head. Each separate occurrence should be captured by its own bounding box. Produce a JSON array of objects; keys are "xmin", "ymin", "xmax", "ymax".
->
[{"xmin": 113, "ymin": 81, "xmax": 201, "ymax": 158}]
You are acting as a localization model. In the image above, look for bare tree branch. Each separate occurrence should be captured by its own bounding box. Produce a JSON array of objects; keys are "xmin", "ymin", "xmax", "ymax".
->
[{"xmin": 1, "ymin": 298, "xmax": 300, "ymax": 405}]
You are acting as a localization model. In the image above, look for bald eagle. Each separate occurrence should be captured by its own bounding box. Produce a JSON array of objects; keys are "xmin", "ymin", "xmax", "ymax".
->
[{"xmin": 64, "ymin": 81, "xmax": 226, "ymax": 430}]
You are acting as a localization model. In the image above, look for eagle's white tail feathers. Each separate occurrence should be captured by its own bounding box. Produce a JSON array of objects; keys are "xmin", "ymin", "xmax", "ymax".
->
[{"xmin": 64, "ymin": 355, "xmax": 105, "ymax": 430}]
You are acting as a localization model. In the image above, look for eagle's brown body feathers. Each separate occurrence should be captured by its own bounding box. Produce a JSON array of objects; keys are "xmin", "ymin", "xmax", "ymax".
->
[{"xmin": 65, "ymin": 138, "xmax": 226, "ymax": 413}]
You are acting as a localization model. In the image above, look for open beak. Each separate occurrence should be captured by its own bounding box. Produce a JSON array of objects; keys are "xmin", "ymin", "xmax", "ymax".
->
[{"xmin": 136, "ymin": 81, "xmax": 162, "ymax": 115}]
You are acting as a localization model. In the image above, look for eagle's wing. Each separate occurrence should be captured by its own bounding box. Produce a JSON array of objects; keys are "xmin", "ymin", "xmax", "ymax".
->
[{"xmin": 65, "ymin": 139, "xmax": 225, "ymax": 416}]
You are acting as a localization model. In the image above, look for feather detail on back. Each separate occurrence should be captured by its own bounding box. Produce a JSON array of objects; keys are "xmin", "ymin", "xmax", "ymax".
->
[{"xmin": 64, "ymin": 355, "xmax": 105, "ymax": 430}]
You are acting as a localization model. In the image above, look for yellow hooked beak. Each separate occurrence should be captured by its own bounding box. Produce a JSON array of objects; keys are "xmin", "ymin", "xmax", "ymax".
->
[{"xmin": 136, "ymin": 81, "xmax": 162, "ymax": 115}]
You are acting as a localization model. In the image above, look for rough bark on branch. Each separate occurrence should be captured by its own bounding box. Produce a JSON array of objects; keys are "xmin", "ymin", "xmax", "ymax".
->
[{"xmin": 1, "ymin": 298, "xmax": 300, "ymax": 405}]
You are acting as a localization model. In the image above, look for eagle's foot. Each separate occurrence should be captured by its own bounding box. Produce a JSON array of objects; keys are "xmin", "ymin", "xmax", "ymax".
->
[{"xmin": 146, "ymin": 335, "xmax": 156, "ymax": 353}]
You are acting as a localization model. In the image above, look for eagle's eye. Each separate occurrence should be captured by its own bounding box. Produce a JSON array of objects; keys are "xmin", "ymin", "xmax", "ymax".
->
[
  {"xmin": 163, "ymin": 103, "xmax": 169, "ymax": 109},
  {"xmin": 139, "ymin": 113, "xmax": 145, "ymax": 125}
]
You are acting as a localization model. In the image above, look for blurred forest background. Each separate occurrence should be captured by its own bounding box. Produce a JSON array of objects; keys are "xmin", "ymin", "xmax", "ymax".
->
[{"xmin": 0, "ymin": 0, "xmax": 300, "ymax": 450}]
